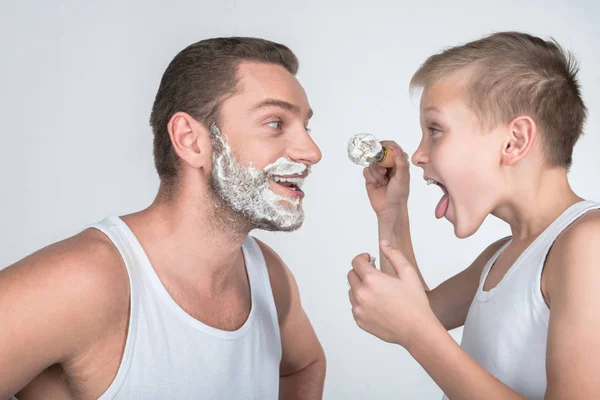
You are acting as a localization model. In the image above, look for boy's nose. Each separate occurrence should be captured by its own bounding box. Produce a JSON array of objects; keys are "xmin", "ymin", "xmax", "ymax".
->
[{"xmin": 411, "ymin": 141, "xmax": 429, "ymax": 167}]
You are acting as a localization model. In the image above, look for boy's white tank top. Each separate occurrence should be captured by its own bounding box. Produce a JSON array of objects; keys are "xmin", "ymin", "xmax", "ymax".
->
[
  {"xmin": 90, "ymin": 216, "xmax": 282, "ymax": 399},
  {"xmin": 442, "ymin": 200, "xmax": 600, "ymax": 399}
]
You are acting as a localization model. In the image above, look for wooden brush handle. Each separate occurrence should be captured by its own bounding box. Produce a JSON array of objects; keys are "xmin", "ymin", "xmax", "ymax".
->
[{"xmin": 376, "ymin": 147, "xmax": 395, "ymax": 168}]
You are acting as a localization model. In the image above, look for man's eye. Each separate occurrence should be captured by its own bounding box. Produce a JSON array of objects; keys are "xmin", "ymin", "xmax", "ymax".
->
[{"xmin": 267, "ymin": 121, "xmax": 282, "ymax": 129}]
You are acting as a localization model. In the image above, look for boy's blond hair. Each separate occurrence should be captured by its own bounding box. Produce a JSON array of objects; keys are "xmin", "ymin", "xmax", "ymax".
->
[{"xmin": 410, "ymin": 32, "xmax": 587, "ymax": 169}]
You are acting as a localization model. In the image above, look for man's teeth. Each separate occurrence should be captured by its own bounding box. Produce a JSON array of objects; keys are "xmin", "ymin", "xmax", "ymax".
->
[
  {"xmin": 427, "ymin": 179, "xmax": 436, "ymax": 186},
  {"xmin": 272, "ymin": 176, "xmax": 304, "ymax": 184}
]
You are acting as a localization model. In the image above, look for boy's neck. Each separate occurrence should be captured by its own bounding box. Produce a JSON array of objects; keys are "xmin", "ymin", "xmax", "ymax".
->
[{"xmin": 493, "ymin": 167, "xmax": 583, "ymax": 242}]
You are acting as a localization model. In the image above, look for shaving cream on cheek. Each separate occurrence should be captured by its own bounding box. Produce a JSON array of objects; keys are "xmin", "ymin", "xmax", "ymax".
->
[{"xmin": 208, "ymin": 124, "xmax": 305, "ymax": 230}]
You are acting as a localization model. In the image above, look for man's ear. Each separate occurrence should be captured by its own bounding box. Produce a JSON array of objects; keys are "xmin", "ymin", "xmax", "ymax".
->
[
  {"xmin": 501, "ymin": 115, "xmax": 537, "ymax": 166},
  {"xmin": 167, "ymin": 112, "xmax": 212, "ymax": 171}
]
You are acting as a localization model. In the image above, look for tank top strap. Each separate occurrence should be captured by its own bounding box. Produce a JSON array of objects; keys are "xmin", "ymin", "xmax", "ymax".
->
[
  {"xmin": 89, "ymin": 216, "xmax": 140, "ymax": 399},
  {"xmin": 529, "ymin": 200, "xmax": 600, "ymax": 322},
  {"xmin": 242, "ymin": 236, "xmax": 281, "ymax": 345},
  {"xmin": 537, "ymin": 200, "xmax": 600, "ymax": 248}
]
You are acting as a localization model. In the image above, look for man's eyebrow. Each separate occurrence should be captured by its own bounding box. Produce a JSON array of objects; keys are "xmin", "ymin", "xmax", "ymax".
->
[{"xmin": 251, "ymin": 99, "xmax": 313, "ymax": 119}]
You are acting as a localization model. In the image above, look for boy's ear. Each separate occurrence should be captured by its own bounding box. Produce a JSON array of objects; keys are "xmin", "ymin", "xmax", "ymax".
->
[
  {"xmin": 168, "ymin": 112, "xmax": 213, "ymax": 172},
  {"xmin": 501, "ymin": 115, "xmax": 537, "ymax": 166}
]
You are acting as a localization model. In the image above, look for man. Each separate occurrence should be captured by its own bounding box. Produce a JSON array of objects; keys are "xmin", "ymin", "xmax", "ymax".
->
[{"xmin": 1, "ymin": 37, "xmax": 325, "ymax": 399}]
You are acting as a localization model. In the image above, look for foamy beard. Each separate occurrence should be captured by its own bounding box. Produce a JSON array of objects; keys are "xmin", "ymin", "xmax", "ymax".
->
[{"xmin": 208, "ymin": 123, "xmax": 309, "ymax": 232}]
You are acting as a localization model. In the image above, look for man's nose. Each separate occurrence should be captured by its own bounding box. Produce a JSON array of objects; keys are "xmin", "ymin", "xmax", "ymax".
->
[{"xmin": 288, "ymin": 130, "xmax": 322, "ymax": 166}]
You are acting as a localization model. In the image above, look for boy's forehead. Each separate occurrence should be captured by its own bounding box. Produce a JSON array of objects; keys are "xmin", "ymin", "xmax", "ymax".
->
[
  {"xmin": 420, "ymin": 74, "xmax": 476, "ymax": 115},
  {"xmin": 420, "ymin": 75, "xmax": 470, "ymax": 112},
  {"xmin": 419, "ymin": 73, "xmax": 485, "ymax": 128}
]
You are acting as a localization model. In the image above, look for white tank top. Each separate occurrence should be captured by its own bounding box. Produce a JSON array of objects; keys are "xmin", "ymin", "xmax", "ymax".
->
[
  {"xmin": 90, "ymin": 216, "xmax": 282, "ymax": 399},
  {"xmin": 442, "ymin": 200, "xmax": 600, "ymax": 400}
]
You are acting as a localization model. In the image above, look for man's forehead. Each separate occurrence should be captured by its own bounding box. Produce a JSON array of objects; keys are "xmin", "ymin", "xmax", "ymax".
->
[
  {"xmin": 234, "ymin": 62, "xmax": 311, "ymax": 116},
  {"xmin": 237, "ymin": 62, "xmax": 299, "ymax": 91}
]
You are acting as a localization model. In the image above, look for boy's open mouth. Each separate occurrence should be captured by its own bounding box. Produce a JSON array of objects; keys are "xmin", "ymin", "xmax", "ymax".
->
[{"xmin": 427, "ymin": 178, "xmax": 449, "ymax": 219}]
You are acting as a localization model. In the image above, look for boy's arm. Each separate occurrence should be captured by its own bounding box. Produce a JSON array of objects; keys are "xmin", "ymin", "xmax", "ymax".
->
[
  {"xmin": 543, "ymin": 214, "xmax": 600, "ymax": 398},
  {"xmin": 255, "ymin": 239, "xmax": 326, "ymax": 400},
  {"xmin": 378, "ymin": 205, "xmax": 510, "ymax": 330},
  {"xmin": 350, "ymin": 213, "xmax": 600, "ymax": 400},
  {"xmin": 366, "ymin": 141, "xmax": 509, "ymax": 330},
  {"xmin": 349, "ymin": 244, "xmax": 527, "ymax": 399}
]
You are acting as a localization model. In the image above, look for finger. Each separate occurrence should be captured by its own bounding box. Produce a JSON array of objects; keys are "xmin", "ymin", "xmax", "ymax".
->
[
  {"xmin": 380, "ymin": 140, "xmax": 400, "ymax": 150},
  {"xmin": 363, "ymin": 168, "xmax": 379, "ymax": 186},
  {"xmin": 369, "ymin": 165, "xmax": 389, "ymax": 186},
  {"xmin": 370, "ymin": 163, "xmax": 388, "ymax": 178},
  {"xmin": 392, "ymin": 147, "xmax": 409, "ymax": 169},
  {"xmin": 379, "ymin": 241, "xmax": 410, "ymax": 277},
  {"xmin": 347, "ymin": 269, "xmax": 361, "ymax": 289},
  {"xmin": 379, "ymin": 141, "xmax": 408, "ymax": 160},
  {"xmin": 351, "ymin": 253, "xmax": 374, "ymax": 280},
  {"xmin": 348, "ymin": 288, "xmax": 357, "ymax": 307}
]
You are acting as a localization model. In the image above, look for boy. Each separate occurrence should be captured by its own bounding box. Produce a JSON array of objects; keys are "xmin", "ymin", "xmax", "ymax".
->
[{"xmin": 347, "ymin": 32, "xmax": 600, "ymax": 399}]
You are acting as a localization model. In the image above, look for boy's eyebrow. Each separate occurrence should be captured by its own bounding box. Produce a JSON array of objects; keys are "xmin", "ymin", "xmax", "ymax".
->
[
  {"xmin": 251, "ymin": 99, "xmax": 314, "ymax": 119},
  {"xmin": 423, "ymin": 106, "xmax": 441, "ymax": 113}
]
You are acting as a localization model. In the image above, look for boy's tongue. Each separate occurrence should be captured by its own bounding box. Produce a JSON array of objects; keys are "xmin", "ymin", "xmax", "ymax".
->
[{"xmin": 435, "ymin": 193, "xmax": 449, "ymax": 219}]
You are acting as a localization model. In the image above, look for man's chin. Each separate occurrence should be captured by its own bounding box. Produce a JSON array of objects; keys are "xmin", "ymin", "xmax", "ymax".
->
[{"xmin": 251, "ymin": 211, "xmax": 305, "ymax": 233}]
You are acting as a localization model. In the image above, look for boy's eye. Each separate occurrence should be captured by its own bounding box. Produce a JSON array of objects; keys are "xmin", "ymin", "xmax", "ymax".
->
[
  {"xmin": 428, "ymin": 126, "xmax": 441, "ymax": 136},
  {"xmin": 267, "ymin": 121, "xmax": 282, "ymax": 129}
]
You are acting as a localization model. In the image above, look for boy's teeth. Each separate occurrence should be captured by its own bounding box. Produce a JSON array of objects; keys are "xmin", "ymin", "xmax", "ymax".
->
[{"xmin": 427, "ymin": 179, "xmax": 436, "ymax": 186}]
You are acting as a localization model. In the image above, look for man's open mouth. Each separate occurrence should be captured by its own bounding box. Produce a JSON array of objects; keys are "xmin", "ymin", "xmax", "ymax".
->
[{"xmin": 270, "ymin": 174, "xmax": 306, "ymax": 199}]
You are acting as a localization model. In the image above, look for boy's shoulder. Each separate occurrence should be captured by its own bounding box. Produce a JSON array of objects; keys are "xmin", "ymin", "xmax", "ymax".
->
[
  {"xmin": 554, "ymin": 207, "xmax": 600, "ymax": 250},
  {"xmin": 544, "ymin": 207, "xmax": 600, "ymax": 303}
]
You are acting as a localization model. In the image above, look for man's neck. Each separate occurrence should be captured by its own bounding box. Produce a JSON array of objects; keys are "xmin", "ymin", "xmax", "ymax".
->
[
  {"xmin": 493, "ymin": 167, "xmax": 583, "ymax": 242},
  {"xmin": 122, "ymin": 185, "xmax": 252, "ymax": 293}
]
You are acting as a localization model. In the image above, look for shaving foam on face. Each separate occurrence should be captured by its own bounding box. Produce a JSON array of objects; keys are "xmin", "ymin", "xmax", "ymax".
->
[
  {"xmin": 347, "ymin": 133, "xmax": 383, "ymax": 167},
  {"xmin": 209, "ymin": 123, "xmax": 306, "ymax": 231},
  {"xmin": 264, "ymin": 157, "xmax": 307, "ymax": 176}
]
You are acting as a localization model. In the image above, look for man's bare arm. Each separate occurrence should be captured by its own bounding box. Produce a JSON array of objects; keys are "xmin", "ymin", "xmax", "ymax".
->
[
  {"xmin": 256, "ymin": 239, "xmax": 326, "ymax": 400},
  {"xmin": 0, "ymin": 231, "xmax": 128, "ymax": 398}
]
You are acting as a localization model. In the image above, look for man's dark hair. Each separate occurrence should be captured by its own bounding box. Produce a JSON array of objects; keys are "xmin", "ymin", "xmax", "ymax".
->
[{"xmin": 150, "ymin": 37, "xmax": 299, "ymax": 183}]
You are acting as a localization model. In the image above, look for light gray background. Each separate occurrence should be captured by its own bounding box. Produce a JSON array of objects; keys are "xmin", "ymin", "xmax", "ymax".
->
[{"xmin": 1, "ymin": 1, "xmax": 599, "ymax": 398}]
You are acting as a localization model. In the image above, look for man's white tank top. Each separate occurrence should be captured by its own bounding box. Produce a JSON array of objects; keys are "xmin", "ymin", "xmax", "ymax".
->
[
  {"xmin": 442, "ymin": 200, "xmax": 600, "ymax": 399},
  {"xmin": 90, "ymin": 216, "xmax": 282, "ymax": 399}
]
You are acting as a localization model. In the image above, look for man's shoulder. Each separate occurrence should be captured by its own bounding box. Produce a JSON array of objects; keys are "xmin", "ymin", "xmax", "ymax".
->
[
  {"xmin": 2, "ymin": 228, "xmax": 130, "ymax": 339},
  {"xmin": 252, "ymin": 237, "xmax": 286, "ymax": 271},
  {"xmin": 252, "ymin": 237, "xmax": 297, "ymax": 323},
  {"xmin": 18, "ymin": 227, "xmax": 128, "ymax": 293}
]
